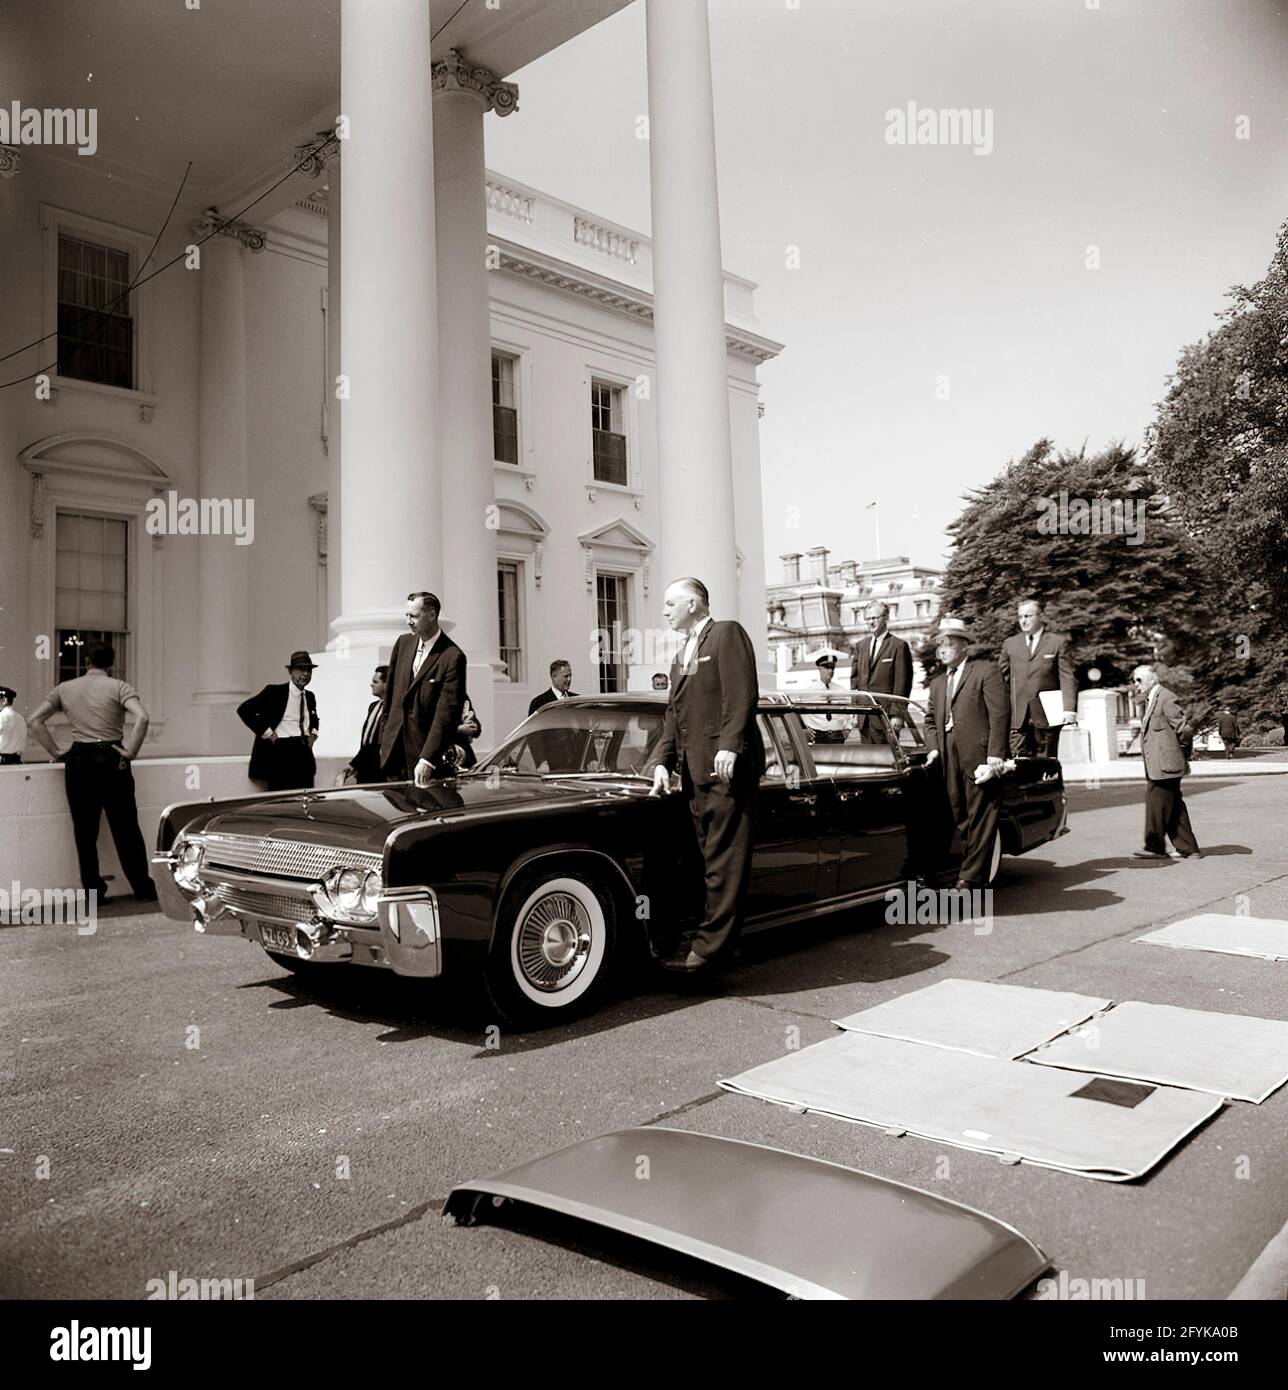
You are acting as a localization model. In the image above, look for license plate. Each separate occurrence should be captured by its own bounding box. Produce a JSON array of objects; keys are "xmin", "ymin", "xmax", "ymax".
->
[{"xmin": 259, "ymin": 922, "xmax": 296, "ymax": 953}]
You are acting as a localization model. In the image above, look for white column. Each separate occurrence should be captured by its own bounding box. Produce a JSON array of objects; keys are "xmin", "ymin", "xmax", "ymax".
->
[
  {"xmin": 431, "ymin": 50, "xmax": 519, "ymax": 754},
  {"xmin": 324, "ymin": 152, "xmax": 342, "ymax": 641},
  {"xmin": 192, "ymin": 226, "xmax": 251, "ymax": 752},
  {"xmin": 645, "ymin": 0, "xmax": 739, "ymax": 622},
  {"xmin": 312, "ymin": 0, "xmax": 440, "ymax": 757}
]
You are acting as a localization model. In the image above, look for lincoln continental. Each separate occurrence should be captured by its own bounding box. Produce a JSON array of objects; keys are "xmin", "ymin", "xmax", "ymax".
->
[{"xmin": 153, "ymin": 692, "xmax": 1067, "ymax": 1025}]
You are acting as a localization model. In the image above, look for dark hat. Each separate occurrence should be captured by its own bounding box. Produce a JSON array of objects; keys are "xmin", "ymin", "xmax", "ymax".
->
[
  {"xmin": 814, "ymin": 653, "xmax": 838, "ymax": 668},
  {"xmin": 286, "ymin": 651, "xmax": 317, "ymax": 670}
]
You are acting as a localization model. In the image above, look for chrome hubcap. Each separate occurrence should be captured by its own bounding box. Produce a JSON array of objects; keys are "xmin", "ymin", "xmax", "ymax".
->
[{"xmin": 518, "ymin": 892, "xmax": 592, "ymax": 991}]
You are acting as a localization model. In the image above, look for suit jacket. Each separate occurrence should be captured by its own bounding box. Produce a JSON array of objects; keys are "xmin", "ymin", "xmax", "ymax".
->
[
  {"xmin": 651, "ymin": 620, "xmax": 764, "ymax": 789},
  {"xmin": 925, "ymin": 657, "xmax": 1009, "ymax": 768},
  {"xmin": 1215, "ymin": 712, "xmax": 1240, "ymax": 742},
  {"xmin": 350, "ymin": 698, "xmax": 386, "ymax": 783},
  {"xmin": 1141, "ymin": 685, "xmax": 1190, "ymax": 781},
  {"xmin": 237, "ymin": 682, "xmax": 319, "ymax": 783},
  {"xmin": 849, "ymin": 631, "xmax": 913, "ymax": 698},
  {"xmin": 528, "ymin": 687, "xmax": 578, "ymax": 717},
  {"xmin": 998, "ymin": 629, "xmax": 1077, "ymax": 729},
  {"xmin": 379, "ymin": 630, "xmax": 467, "ymax": 775}
]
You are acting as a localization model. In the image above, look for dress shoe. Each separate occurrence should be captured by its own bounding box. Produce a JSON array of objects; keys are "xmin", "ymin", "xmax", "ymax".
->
[
  {"xmin": 1130, "ymin": 849, "xmax": 1169, "ymax": 860},
  {"xmin": 133, "ymin": 881, "xmax": 159, "ymax": 902},
  {"xmin": 1176, "ymin": 850, "xmax": 1204, "ymax": 859},
  {"xmin": 661, "ymin": 949, "xmax": 709, "ymax": 974}
]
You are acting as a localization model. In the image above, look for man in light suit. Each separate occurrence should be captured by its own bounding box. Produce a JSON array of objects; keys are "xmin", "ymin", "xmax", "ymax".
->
[
  {"xmin": 649, "ymin": 577, "xmax": 764, "ymax": 974},
  {"xmin": 998, "ymin": 598, "xmax": 1078, "ymax": 758},
  {"xmin": 1130, "ymin": 665, "xmax": 1201, "ymax": 860},
  {"xmin": 924, "ymin": 618, "xmax": 1009, "ymax": 890},
  {"xmin": 237, "ymin": 652, "xmax": 320, "ymax": 791},
  {"xmin": 380, "ymin": 591, "xmax": 467, "ymax": 788}
]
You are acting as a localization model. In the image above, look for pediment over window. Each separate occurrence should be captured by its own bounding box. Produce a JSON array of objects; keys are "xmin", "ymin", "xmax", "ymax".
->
[
  {"xmin": 577, "ymin": 516, "xmax": 654, "ymax": 552},
  {"xmin": 19, "ymin": 433, "xmax": 174, "ymax": 489},
  {"xmin": 495, "ymin": 499, "xmax": 550, "ymax": 540}
]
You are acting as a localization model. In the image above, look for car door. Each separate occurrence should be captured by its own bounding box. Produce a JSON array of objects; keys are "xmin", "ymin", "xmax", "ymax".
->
[
  {"xmin": 796, "ymin": 697, "xmax": 911, "ymax": 899},
  {"xmin": 743, "ymin": 712, "xmax": 821, "ymax": 925}
]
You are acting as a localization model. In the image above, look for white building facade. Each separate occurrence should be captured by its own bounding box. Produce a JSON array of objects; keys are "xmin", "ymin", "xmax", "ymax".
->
[{"xmin": 0, "ymin": 0, "xmax": 780, "ymax": 886}]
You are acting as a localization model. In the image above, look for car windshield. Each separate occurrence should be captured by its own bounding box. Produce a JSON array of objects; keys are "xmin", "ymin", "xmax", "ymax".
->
[{"xmin": 477, "ymin": 704, "xmax": 667, "ymax": 777}]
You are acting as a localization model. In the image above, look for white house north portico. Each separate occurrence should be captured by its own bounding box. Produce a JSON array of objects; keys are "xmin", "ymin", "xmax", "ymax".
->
[{"xmin": 0, "ymin": 0, "xmax": 781, "ymax": 887}]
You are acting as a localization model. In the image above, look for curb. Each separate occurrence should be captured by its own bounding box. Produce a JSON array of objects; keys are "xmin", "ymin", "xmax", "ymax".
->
[{"xmin": 1228, "ymin": 1213, "xmax": 1288, "ymax": 1299}]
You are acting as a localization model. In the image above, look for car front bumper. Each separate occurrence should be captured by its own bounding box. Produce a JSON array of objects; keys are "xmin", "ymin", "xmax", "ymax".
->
[{"xmin": 151, "ymin": 852, "xmax": 443, "ymax": 978}]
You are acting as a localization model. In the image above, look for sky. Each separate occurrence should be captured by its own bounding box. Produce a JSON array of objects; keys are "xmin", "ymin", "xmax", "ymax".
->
[{"xmin": 485, "ymin": 0, "xmax": 1288, "ymax": 580}]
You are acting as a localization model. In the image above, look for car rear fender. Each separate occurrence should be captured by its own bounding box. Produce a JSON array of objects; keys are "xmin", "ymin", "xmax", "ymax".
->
[{"xmin": 490, "ymin": 846, "xmax": 640, "ymax": 953}]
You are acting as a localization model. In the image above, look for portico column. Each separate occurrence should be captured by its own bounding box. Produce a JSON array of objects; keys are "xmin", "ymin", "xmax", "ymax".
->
[
  {"xmin": 192, "ymin": 219, "xmax": 255, "ymax": 752},
  {"xmin": 645, "ymin": 0, "xmax": 739, "ymax": 627},
  {"xmin": 312, "ymin": 0, "xmax": 439, "ymax": 757},
  {"xmin": 324, "ymin": 150, "xmax": 342, "ymax": 641},
  {"xmin": 431, "ymin": 49, "xmax": 518, "ymax": 752}
]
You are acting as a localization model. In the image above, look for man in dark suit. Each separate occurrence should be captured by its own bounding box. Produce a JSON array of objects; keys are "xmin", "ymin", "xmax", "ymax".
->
[
  {"xmin": 1131, "ymin": 665, "xmax": 1201, "ymax": 860},
  {"xmin": 849, "ymin": 600, "xmax": 913, "ymax": 697},
  {"xmin": 341, "ymin": 665, "xmax": 388, "ymax": 784},
  {"xmin": 528, "ymin": 659, "xmax": 576, "ymax": 716},
  {"xmin": 998, "ymin": 599, "xmax": 1077, "ymax": 758},
  {"xmin": 1215, "ymin": 705, "xmax": 1240, "ymax": 761},
  {"xmin": 850, "ymin": 600, "xmax": 913, "ymax": 743},
  {"xmin": 379, "ymin": 591, "xmax": 467, "ymax": 788},
  {"xmin": 236, "ymin": 652, "xmax": 320, "ymax": 791},
  {"xmin": 649, "ymin": 577, "xmax": 764, "ymax": 973},
  {"xmin": 924, "ymin": 618, "xmax": 1009, "ymax": 889}
]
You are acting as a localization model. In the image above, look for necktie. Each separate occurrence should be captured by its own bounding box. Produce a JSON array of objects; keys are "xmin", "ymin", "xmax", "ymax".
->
[
  {"xmin": 945, "ymin": 664, "xmax": 961, "ymax": 732},
  {"xmin": 299, "ymin": 688, "xmax": 307, "ymax": 736},
  {"xmin": 1028, "ymin": 632, "xmax": 1038, "ymax": 657},
  {"xmin": 413, "ymin": 639, "xmax": 426, "ymax": 676}
]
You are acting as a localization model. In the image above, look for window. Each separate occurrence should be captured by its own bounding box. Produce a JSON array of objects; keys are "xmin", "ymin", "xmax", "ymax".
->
[
  {"xmin": 492, "ymin": 353, "xmax": 519, "ymax": 464},
  {"xmin": 591, "ymin": 380, "xmax": 628, "ymax": 486},
  {"xmin": 915, "ymin": 599, "xmax": 931, "ymax": 618},
  {"xmin": 758, "ymin": 715, "xmax": 803, "ymax": 784},
  {"xmin": 57, "ymin": 234, "xmax": 134, "ymax": 388},
  {"xmin": 596, "ymin": 572, "xmax": 630, "ymax": 692},
  {"xmin": 497, "ymin": 561, "xmax": 524, "ymax": 682},
  {"xmin": 56, "ymin": 513, "xmax": 129, "ymax": 680}
]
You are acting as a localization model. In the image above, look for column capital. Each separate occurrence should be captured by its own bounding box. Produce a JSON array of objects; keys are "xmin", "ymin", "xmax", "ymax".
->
[
  {"xmin": 431, "ymin": 48, "xmax": 518, "ymax": 117},
  {"xmin": 192, "ymin": 208, "xmax": 267, "ymax": 253},
  {"xmin": 293, "ymin": 131, "xmax": 339, "ymax": 178},
  {"xmin": 0, "ymin": 145, "xmax": 19, "ymax": 177}
]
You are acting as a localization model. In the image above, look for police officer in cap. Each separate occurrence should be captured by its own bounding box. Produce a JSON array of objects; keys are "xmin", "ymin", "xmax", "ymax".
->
[{"xmin": 800, "ymin": 652, "xmax": 852, "ymax": 743}]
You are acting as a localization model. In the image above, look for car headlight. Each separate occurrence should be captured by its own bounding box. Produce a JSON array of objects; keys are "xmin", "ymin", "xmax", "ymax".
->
[
  {"xmin": 313, "ymin": 866, "xmax": 381, "ymax": 924},
  {"xmin": 173, "ymin": 836, "xmax": 206, "ymax": 894}
]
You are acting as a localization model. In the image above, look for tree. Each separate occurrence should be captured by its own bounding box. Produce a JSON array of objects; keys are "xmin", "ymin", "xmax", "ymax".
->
[
  {"xmin": 936, "ymin": 439, "xmax": 1221, "ymax": 693},
  {"xmin": 1146, "ymin": 220, "xmax": 1288, "ymax": 715}
]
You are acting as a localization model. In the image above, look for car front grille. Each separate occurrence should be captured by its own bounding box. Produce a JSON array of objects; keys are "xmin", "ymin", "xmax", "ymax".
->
[
  {"xmin": 201, "ymin": 833, "xmax": 382, "ymax": 883},
  {"xmin": 211, "ymin": 883, "xmax": 320, "ymax": 926}
]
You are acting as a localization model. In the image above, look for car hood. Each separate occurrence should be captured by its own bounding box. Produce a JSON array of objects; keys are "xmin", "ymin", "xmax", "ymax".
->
[{"xmin": 200, "ymin": 774, "xmax": 647, "ymax": 855}]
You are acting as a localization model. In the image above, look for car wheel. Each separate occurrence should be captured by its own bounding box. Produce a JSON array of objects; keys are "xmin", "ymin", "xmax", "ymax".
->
[
  {"xmin": 485, "ymin": 870, "xmax": 616, "ymax": 1026},
  {"xmin": 985, "ymin": 828, "xmax": 1003, "ymax": 886}
]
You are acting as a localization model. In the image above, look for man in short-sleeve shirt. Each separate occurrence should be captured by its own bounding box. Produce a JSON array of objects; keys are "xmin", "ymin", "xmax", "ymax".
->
[{"xmin": 28, "ymin": 642, "xmax": 156, "ymax": 902}]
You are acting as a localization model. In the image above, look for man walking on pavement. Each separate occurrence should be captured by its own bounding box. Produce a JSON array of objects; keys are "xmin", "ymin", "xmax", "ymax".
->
[
  {"xmin": 1131, "ymin": 665, "xmax": 1202, "ymax": 860},
  {"xmin": 27, "ymin": 642, "xmax": 157, "ymax": 902}
]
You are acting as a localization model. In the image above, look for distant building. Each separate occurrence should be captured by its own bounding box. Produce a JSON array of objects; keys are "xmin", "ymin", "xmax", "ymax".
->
[{"xmin": 766, "ymin": 547, "xmax": 943, "ymax": 697}]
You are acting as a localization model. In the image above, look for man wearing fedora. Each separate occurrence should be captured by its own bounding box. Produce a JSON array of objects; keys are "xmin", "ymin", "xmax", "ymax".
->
[
  {"xmin": 924, "ymin": 617, "xmax": 1009, "ymax": 889},
  {"xmin": 237, "ymin": 651, "xmax": 320, "ymax": 791}
]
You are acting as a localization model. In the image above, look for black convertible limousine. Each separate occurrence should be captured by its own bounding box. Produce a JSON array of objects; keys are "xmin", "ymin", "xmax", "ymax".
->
[{"xmin": 152, "ymin": 691, "xmax": 1067, "ymax": 1025}]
